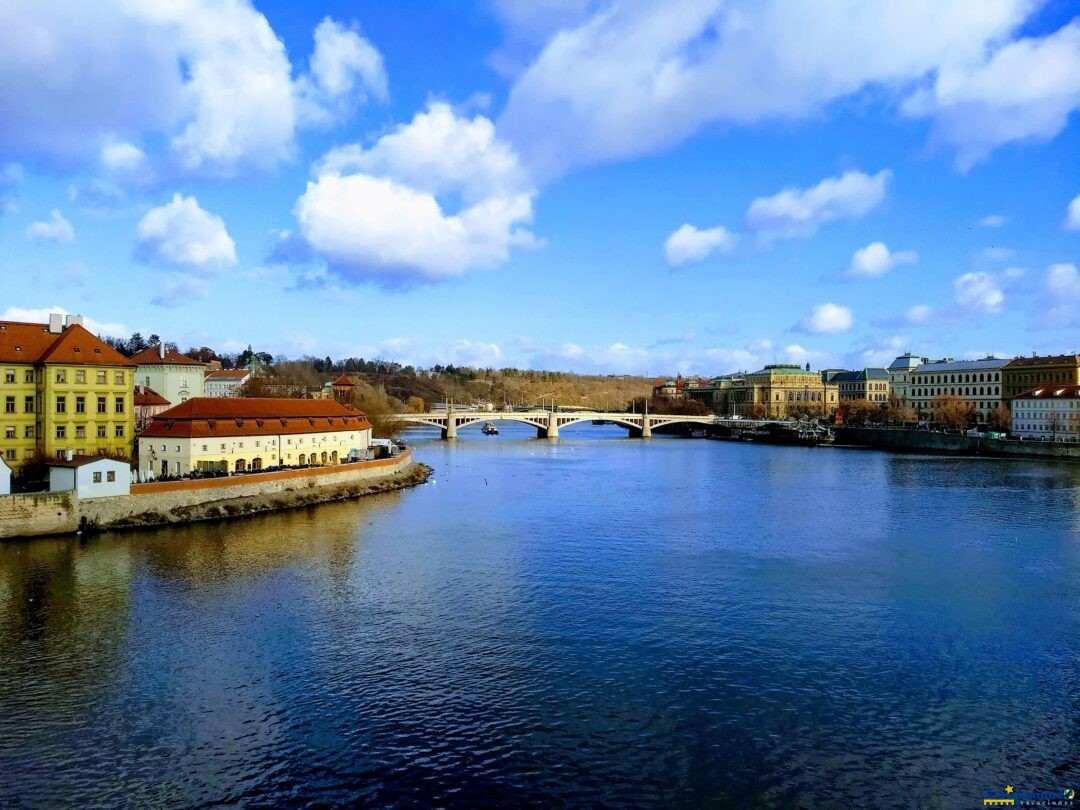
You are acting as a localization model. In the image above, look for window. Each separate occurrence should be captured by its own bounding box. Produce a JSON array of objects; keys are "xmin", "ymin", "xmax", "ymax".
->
[
  {"xmin": 56, "ymin": 369, "xmax": 66, "ymax": 383},
  {"xmin": 96, "ymin": 371, "xmax": 106, "ymax": 384},
  {"xmin": 114, "ymin": 372, "xmax": 124, "ymax": 385},
  {"xmin": 24, "ymin": 426, "xmax": 33, "ymax": 439},
  {"xmin": 4, "ymin": 449, "xmax": 13, "ymax": 461},
  {"xmin": 97, "ymin": 396, "xmax": 106, "ymax": 414},
  {"xmin": 114, "ymin": 425, "xmax": 124, "ymax": 438},
  {"xmin": 75, "ymin": 370, "xmax": 85, "ymax": 383},
  {"xmin": 75, "ymin": 426, "xmax": 86, "ymax": 438},
  {"xmin": 4, "ymin": 426, "xmax": 14, "ymax": 439},
  {"xmin": 106, "ymin": 471, "xmax": 116, "ymax": 483},
  {"xmin": 202, "ymin": 444, "xmax": 208, "ymax": 451},
  {"xmin": 24, "ymin": 370, "xmax": 33, "ymax": 383},
  {"xmin": 75, "ymin": 396, "xmax": 86, "ymax": 413},
  {"xmin": 115, "ymin": 396, "xmax": 124, "ymax": 413},
  {"xmin": 56, "ymin": 425, "xmax": 66, "ymax": 439},
  {"xmin": 97, "ymin": 425, "xmax": 106, "ymax": 438},
  {"xmin": 4, "ymin": 396, "xmax": 13, "ymax": 413},
  {"xmin": 24, "ymin": 396, "xmax": 33, "ymax": 413},
  {"xmin": 3, "ymin": 369, "xmax": 13, "ymax": 383},
  {"xmin": 56, "ymin": 396, "xmax": 66, "ymax": 413},
  {"xmin": 93, "ymin": 472, "xmax": 102, "ymax": 483}
]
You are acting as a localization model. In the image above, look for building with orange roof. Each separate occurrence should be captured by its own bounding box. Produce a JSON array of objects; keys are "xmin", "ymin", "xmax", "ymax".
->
[
  {"xmin": 137, "ymin": 397, "xmax": 373, "ymax": 478},
  {"xmin": 1011, "ymin": 384, "xmax": 1080, "ymax": 441},
  {"xmin": 0, "ymin": 313, "xmax": 135, "ymax": 468},
  {"xmin": 204, "ymin": 368, "xmax": 252, "ymax": 397},
  {"xmin": 130, "ymin": 343, "xmax": 206, "ymax": 404},
  {"xmin": 134, "ymin": 384, "xmax": 172, "ymax": 432}
]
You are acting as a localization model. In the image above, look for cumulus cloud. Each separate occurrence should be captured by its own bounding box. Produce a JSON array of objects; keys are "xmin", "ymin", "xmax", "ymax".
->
[
  {"xmin": 0, "ymin": 3, "xmax": 386, "ymax": 176},
  {"xmin": 664, "ymin": 224, "xmax": 737, "ymax": 268},
  {"xmin": 1, "ymin": 306, "xmax": 126, "ymax": 338},
  {"xmin": 1066, "ymin": 194, "xmax": 1080, "ymax": 231},
  {"xmin": 844, "ymin": 240, "xmax": 917, "ymax": 278},
  {"xmin": 135, "ymin": 194, "xmax": 237, "ymax": 270},
  {"xmin": 297, "ymin": 18, "xmax": 388, "ymax": 126},
  {"xmin": 25, "ymin": 210, "xmax": 75, "ymax": 244},
  {"xmin": 100, "ymin": 141, "xmax": 147, "ymax": 174},
  {"xmin": 498, "ymin": 1, "xmax": 1039, "ymax": 176},
  {"xmin": 151, "ymin": 276, "xmax": 212, "ymax": 308},
  {"xmin": 435, "ymin": 340, "xmax": 504, "ymax": 368},
  {"xmin": 902, "ymin": 20, "xmax": 1080, "ymax": 170},
  {"xmin": 294, "ymin": 103, "xmax": 538, "ymax": 284},
  {"xmin": 845, "ymin": 335, "xmax": 908, "ymax": 368},
  {"xmin": 746, "ymin": 170, "xmax": 890, "ymax": 241},
  {"xmin": 1045, "ymin": 262, "xmax": 1080, "ymax": 326},
  {"xmin": 795, "ymin": 303, "xmax": 854, "ymax": 335},
  {"xmin": 977, "ymin": 214, "xmax": 1007, "ymax": 228},
  {"xmin": 954, "ymin": 271, "xmax": 1005, "ymax": 314}
]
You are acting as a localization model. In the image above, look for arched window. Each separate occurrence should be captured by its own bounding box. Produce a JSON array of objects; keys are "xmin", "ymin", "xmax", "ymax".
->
[
  {"xmin": 321, "ymin": 452, "xmax": 328, "ymax": 464},
  {"xmin": 298, "ymin": 454, "xmax": 306, "ymax": 465},
  {"xmin": 234, "ymin": 459, "xmax": 246, "ymax": 473}
]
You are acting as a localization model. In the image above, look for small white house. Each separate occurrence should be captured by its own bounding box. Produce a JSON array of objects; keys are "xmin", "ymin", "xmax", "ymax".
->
[
  {"xmin": 49, "ymin": 456, "xmax": 131, "ymax": 499},
  {"xmin": 0, "ymin": 456, "xmax": 11, "ymax": 496}
]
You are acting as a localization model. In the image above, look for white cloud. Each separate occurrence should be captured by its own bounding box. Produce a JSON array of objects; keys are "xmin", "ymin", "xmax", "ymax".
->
[
  {"xmin": 0, "ymin": 4, "xmax": 386, "ymax": 176},
  {"xmin": 100, "ymin": 141, "xmax": 147, "ymax": 174},
  {"xmin": 1066, "ymin": 194, "xmax": 1080, "ymax": 231},
  {"xmin": 435, "ymin": 340, "xmax": 504, "ymax": 368},
  {"xmin": 151, "ymin": 276, "xmax": 211, "ymax": 308},
  {"xmin": 1045, "ymin": 262, "xmax": 1080, "ymax": 326},
  {"xmin": 846, "ymin": 335, "xmax": 907, "ymax": 368},
  {"xmin": 844, "ymin": 240, "xmax": 917, "ymax": 278},
  {"xmin": 977, "ymin": 214, "xmax": 1007, "ymax": 228},
  {"xmin": 906, "ymin": 304, "xmax": 932, "ymax": 324},
  {"xmin": 25, "ymin": 210, "xmax": 75, "ymax": 244},
  {"xmin": 298, "ymin": 18, "xmax": 388, "ymax": 126},
  {"xmin": 295, "ymin": 103, "xmax": 538, "ymax": 283},
  {"xmin": 0, "ymin": 306, "xmax": 126, "ymax": 338},
  {"xmin": 796, "ymin": 303, "xmax": 854, "ymax": 335},
  {"xmin": 498, "ymin": 1, "xmax": 1036, "ymax": 176},
  {"xmin": 954, "ymin": 271, "xmax": 1005, "ymax": 314},
  {"xmin": 746, "ymin": 170, "xmax": 890, "ymax": 241},
  {"xmin": 902, "ymin": 20, "xmax": 1080, "ymax": 170},
  {"xmin": 664, "ymin": 224, "xmax": 736, "ymax": 267},
  {"xmin": 135, "ymin": 193, "xmax": 237, "ymax": 270}
]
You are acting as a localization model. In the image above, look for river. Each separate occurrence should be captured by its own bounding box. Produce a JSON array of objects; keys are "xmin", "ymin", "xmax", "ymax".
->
[{"xmin": 1, "ymin": 424, "xmax": 1078, "ymax": 807}]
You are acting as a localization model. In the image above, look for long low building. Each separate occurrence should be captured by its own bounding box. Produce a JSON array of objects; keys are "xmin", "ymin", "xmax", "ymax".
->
[
  {"xmin": 138, "ymin": 398, "xmax": 373, "ymax": 479},
  {"xmin": 1011, "ymin": 385, "xmax": 1080, "ymax": 441}
]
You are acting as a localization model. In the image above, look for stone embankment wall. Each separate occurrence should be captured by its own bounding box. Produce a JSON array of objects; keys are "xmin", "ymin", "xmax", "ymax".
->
[
  {"xmin": 1, "ymin": 453, "xmax": 429, "ymax": 539},
  {"xmin": 835, "ymin": 427, "xmax": 1080, "ymax": 461},
  {"xmin": 0, "ymin": 492, "xmax": 78, "ymax": 538}
]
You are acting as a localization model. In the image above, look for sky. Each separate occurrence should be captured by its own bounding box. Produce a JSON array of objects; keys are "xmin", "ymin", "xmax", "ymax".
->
[{"xmin": 1, "ymin": 0, "xmax": 1078, "ymax": 376}]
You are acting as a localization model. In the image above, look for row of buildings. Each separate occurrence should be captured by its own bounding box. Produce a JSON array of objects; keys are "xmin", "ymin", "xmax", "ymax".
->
[
  {"xmin": 0, "ymin": 315, "xmax": 373, "ymax": 479},
  {"xmin": 656, "ymin": 351, "xmax": 1080, "ymax": 441}
]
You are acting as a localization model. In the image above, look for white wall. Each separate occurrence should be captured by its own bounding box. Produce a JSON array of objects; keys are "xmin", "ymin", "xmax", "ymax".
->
[
  {"xmin": 137, "ymin": 363, "xmax": 206, "ymax": 404},
  {"xmin": 0, "ymin": 458, "xmax": 10, "ymax": 495},
  {"xmin": 50, "ymin": 459, "xmax": 131, "ymax": 499}
]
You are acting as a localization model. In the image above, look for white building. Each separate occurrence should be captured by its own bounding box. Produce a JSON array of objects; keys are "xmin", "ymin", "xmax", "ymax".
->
[
  {"xmin": 48, "ymin": 456, "xmax": 131, "ymax": 499},
  {"xmin": 131, "ymin": 344, "xmax": 206, "ymax": 405},
  {"xmin": 137, "ymin": 397, "xmax": 373, "ymax": 478},
  {"xmin": 907, "ymin": 357, "xmax": 1007, "ymax": 421},
  {"xmin": 204, "ymin": 369, "xmax": 252, "ymax": 397},
  {"xmin": 1011, "ymin": 385, "xmax": 1080, "ymax": 441},
  {"xmin": 0, "ymin": 456, "xmax": 10, "ymax": 495},
  {"xmin": 888, "ymin": 353, "xmax": 927, "ymax": 404}
]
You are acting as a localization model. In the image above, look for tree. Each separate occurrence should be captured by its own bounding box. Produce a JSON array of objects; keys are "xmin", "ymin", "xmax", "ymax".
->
[
  {"xmin": 1047, "ymin": 410, "xmax": 1064, "ymax": 440},
  {"xmin": 405, "ymin": 395, "xmax": 426, "ymax": 413},
  {"xmin": 744, "ymin": 403, "xmax": 767, "ymax": 419},
  {"xmin": 838, "ymin": 399, "xmax": 883, "ymax": 425},
  {"xmin": 884, "ymin": 393, "xmax": 917, "ymax": 424},
  {"xmin": 931, "ymin": 394, "xmax": 975, "ymax": 431},
  {"xmin": 988, "ymin": 403, "xmax": 1010, "ymax": 432}
]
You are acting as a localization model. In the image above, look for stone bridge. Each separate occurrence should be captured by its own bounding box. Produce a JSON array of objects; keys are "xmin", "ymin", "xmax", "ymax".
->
[{"xmin": 391, "ymin": 410, "xmax": 772, "ymax": 439}]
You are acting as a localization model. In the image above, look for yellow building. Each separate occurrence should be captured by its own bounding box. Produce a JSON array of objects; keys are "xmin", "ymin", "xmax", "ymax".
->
[
  {"xmin": 137, "ymin": 397, "xmax": 373, "ymax": 478},
  {"xmin": 0, "ymin": 315, "xmax": 135, "ymax": 469},
  {"xmin": 740, "ymin": 364, "xmax": 839, "ymax": 418},
  {"xmin": 1002, "ymin": 354, "xmax": 1080, "ymax": 401}
]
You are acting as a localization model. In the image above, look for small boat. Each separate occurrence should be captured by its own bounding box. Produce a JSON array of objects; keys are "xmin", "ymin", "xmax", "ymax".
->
[{"xmin": 482, "ymin": 422, "xmax": 499, "ymax": 435}]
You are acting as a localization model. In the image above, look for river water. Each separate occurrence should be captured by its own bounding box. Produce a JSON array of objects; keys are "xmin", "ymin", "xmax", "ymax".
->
[{"xmin": 1, "ymin": 425, "xmax": 1078, "ymax": 808}]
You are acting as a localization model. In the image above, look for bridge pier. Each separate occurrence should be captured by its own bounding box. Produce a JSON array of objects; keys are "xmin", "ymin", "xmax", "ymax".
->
[{"xmin": 441, "ymin": 418, "xmax": 457, "ymax": 440}]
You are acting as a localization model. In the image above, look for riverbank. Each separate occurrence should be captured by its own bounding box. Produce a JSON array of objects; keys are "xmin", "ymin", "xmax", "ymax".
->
[
  {"xmin": 0, "ymin": 452, "xmax": 431, "ymax": 539},
  {"xmin": 834, "ymin": 426, "xmax": 1080, "ymax": 461}
]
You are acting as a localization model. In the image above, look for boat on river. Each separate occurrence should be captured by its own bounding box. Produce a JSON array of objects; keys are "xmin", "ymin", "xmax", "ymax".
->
[{"xmin": 482, "ymin": 422, "xmax": 499, "ymax": 435}]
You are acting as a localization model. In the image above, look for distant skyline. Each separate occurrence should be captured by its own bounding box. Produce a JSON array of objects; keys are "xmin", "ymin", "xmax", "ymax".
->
[{"xmin": 1, "ymin": 0, "xmax": 1078, "ymax": 375}]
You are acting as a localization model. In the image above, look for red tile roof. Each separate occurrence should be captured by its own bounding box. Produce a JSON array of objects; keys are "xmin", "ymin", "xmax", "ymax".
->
[
  {"xmin": 205, "ymin": 369, "xmax": 251, "ymax": 380},
  {"xmin": 49, "ymin": 454, "xmax": 129, "ymax": 468},
  {"xmin": 1013, "ymin": 385, "xmax": 1080, "ymax": 400},
  {"xmin": 140, "ymin": 397, "xmax": 372, "ymax": 438},
  {"xmin": 134, "ymin": 385, "xmax": 171, "ymax": 406},
  {"xmin": 332, "ymin": 374, "xmax": 357, "ymax": 386},
  {"xmin": 129, "ymin": 344, "xmax": 206, "ymax": 366},
  {"xmin": 0, "ymin": 321, "xmax": 135, "ymax": 366}
]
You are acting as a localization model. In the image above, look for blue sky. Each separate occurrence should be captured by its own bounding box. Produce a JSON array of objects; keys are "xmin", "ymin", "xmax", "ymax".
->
[{"xmin": 1, "ymin": 0, "xmax": 1078, "ymax": 375}]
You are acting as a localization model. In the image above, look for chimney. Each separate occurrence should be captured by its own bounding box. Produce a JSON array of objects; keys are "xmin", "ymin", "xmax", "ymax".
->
[
  {"xmin": 65, "ymin": 314, "xmax": 84, "ymax": 328},
  {"xmin": 159, "ymin": 342, "xmax": 166, "ymax": 360},
  {"xmin": 48, "ymin": 313, "xmax": 63, "ymax": 334}
]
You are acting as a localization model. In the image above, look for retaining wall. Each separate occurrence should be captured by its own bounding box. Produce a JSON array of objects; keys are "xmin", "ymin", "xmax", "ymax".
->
[
  {"xmin": 835, "ymin": 428, "xmax": 1080, "ymax": 461},
  {"xmin": 0, "ymin": 492, "xmax": 78, "ymax": 538}
]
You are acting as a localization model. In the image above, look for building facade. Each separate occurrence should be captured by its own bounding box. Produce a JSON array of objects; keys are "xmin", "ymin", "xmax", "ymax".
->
[
  {"xmin": 137, "ymin": 398, "xmax": 373, "ymax": 478},
  {"xmin": 743, "ymin": 364, "xmax": 839, "ymax": 418},
  {"xmin": 907, "ymin": 357, "xmax": 1006, "ymax": 421},
  {"xmin": 49, "ymin": 456, "xmax": 131, "ymax": 499},
  {"xmin": 134, "ymin": 385, "xmax": 171, "ymax": 432},
  {"xmin": 131, "ymin": 344, "xmax": 206, "ymax": 404},
  {"xmin": 887, "ymin": 353, "xmax": 926, "ymax": 403},
  {"xmin": 1002, "ymin": 354, "xmax": 1080, "ymax": 401},
  {"xmin": 204, "ymin": 369, "xmax": 252, "ymax": 397},
  {"xmin": 1010, "ymin": 385, "xmax": 1080, "ymax": 441},
  {"xmin": 1, "ymin": 315, "xmax": 135, "ymax": 468},
  {"xmin": 830, "ymin": 369, "xmax": 890, "ymax": 402}
]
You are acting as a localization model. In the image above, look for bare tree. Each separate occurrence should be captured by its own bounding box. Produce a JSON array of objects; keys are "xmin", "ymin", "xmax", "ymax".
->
[{"xmin": 931, "ymin": 394, "xmax": 975, "ymax": 431}]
